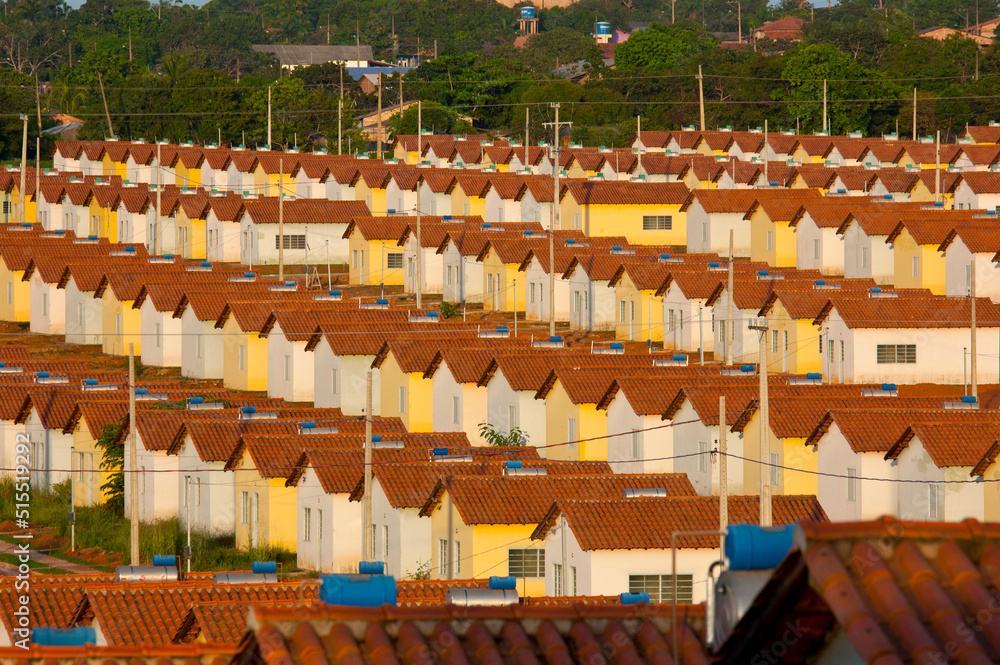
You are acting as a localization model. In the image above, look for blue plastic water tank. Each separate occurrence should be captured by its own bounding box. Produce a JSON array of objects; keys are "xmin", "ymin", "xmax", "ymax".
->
[
  {"xmin": 596, "ymin": 21, "xmax": 611, "ymax": 34},
  {"xmin": 550, "ymin": 335, "xmax": 562, "ymax": 342},
  {"xmin": 806, "ymin": 372, "xmax": 821, "ymax": 379},
  {"xmin": 881, "ymin": 383, "xmax": 896, "ymax": 391},
  {"xmin": 201, "ymin": 261, "xmax": 211, "ymax": 267},
  {"xmin": 376, "ymin": 298, "xmax": 389, "ymax": 305},
  {"xmin": 253, "ymin": 561, "xmax": 277, "ymax": 574},
  {"xmin": 189, "ymin": 396, "xmax": 204, "ymax": 404},
  {"xmin": 151, "ymin": 554, "xmax": 175, "ymax": 567},
  {"xmin": 242, "ymin": 406, "xmax": 256, "ymax": 414},
  {"xmin": 709, "ymin": 261, "xmax": 720, "ymax": 267},
  {"xmin": 496, "ymin": 326, "xmax": 509, "ymax": 333},
  {"xmin": 672, "ymin": 354, "xmax": 685, "ymax": 361},
  {"xmin": 489, "ymin": 576, "xmax": 516, "ymax": 590},
  {"xmin": 962, "ymin": 395, "xmax": 978, "ymax": 403},
  {"xmin": 31, "ymin": 627, "xmax": 96, "ymax": 646},
  {"xmin": 610, "ymin": 342, "xmax": 624, "ymax": 349},
  {"xmin": 320, "ymin": 574, "xmax": 397, "ymax": 607},
  {"xmin": 372, "ymin": 435, "xmax": 382, "ymax": 442},
  {"xmin": 84, "ymin": 379, "xmax": 98, "ymax": 385},
  {"xmin": 740, "ymin": 365, "xmax": 755, "ymax": 372},
  {"xmin": 612, "ymin": 245, "xmax": 622, "ymax": 251},
  {"xmin": 37, "ymin": 372, "xmax": 49, "ymax": 378},
  {"xmin": 620, "ymin": 592, "xmax": 650, "ymax": 605},
  {"xmin": 300, "ymin": 421, "xmax": 316, "ymax": 429},
  {"xmin": 432, "ymin": 447, "xmax": 449, "ymax": 456},
  {"xmin": 358, "ymin": 561, "xmax": 384, "ymax": 575},
  {"xmin": 871, "ymin": 287, "xmax": 882, "ymax": 293},
  {"xmin": 815, "ymin": 279, "xmax": 825, "ymax": 285},
  {"xmin": 725, "ymin": 524, "xmax": 796, "ymax": 570},
  {"xmin": 520, "ymin": 6, "xmax": 535, "ymax": 19}
]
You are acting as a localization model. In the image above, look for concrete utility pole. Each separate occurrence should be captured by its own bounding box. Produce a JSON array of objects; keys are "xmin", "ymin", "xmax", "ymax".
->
[
  {"xmin": 822, "ymin": 79, "xmax": 827, "ymax": 134},
  {"xmin": 338, "ymin": 98, "xmax": 342, "ymax": 156},
  {"xmin": 356, "ymin": 22, "xmax": 361, "ymax": 65},
  {"xmin": 698, "ymin": 65, "xmax": 706, "ymax": 131},
  {"xmin": 542, "ymin": 103, "xmax": 571, "ymax": 337},
  {"xmin": 725, "ymin": 230, "xmax": 734, "ymax": 365},
  {"xmin": 398, "ymin": 59, "xmax": 403, "ymax": 111},
  {"xmin": 418, "ymin": 100, "xmax": 423, "ymax": 152},
  {"xmin": 128, "ymin": 26, "xmax": 132, "ymax": 61},
  {"xmin": 935, "ymin": 130, "xmax": 941, "ymax": 202},
  {"xmin": 278, "ymin": 157, "xmax": 284, "ymax": 282},
  {"xmin": 362, "ymin": 371, "xmax": 373, "ymax": 561},
  {"xmin": 763, "ymin": 119, "xmax": 768, "ymax": 185},
  {"xmin": 912, "ymin": 88, "xmax": 917, "ymax": 141},
  {"xmin": 971, "ymin": 255, "xmax": 978, "ymax": 398},
  {"xmin": 748, "ymin": 318, "xmax": 771, "ymax": 527},
  {"xmin": 636, "ymin": 115, "xmax": 643, "ymax": 175},
  {"xmin": 377, "ymin": 73, "xmax": 383, "ymax": 160},
  {"xmin": 128, "ymin": 344, "xmax": 139, "ymax": 565},
  {"xmin": 719, "ymin": 395, "xmax": 727, "ymax": 554},
  {"xmin": 154, "ymin": 142, "xmax": 164, "ymax": 255},
  {"xmin": 18, "ymin": 114, "xmax": 26, "ymax": 225},
  {"xmin": 69, "ymin": 445, "xmax": 75, "ymax": 550},
  {"xmin": 267, "ymin": 86, "xmax": 272, "ymax": 148},
  {"xmin": 415, "ymin": 173, "xmax": 422, "ymax": 308},
  {"xmin": 525, "ymin": 108, "xmax": 530, "ymax": 160}
]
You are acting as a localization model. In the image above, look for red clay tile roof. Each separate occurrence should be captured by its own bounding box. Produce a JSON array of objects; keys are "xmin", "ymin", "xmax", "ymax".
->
[
  {"xmin": 420, "ymin": 474, "xmax": 697, "ymax": 524},
  {"xmin": 815, "ymin": 295, "xmax": 1000, "ymax": 328},
  {"xmin": 561, "ymin": 181, "xmax": 689, "ymax": 206},
  {"xmin": 534, "ymin": 495, "xmax": 828, "ymax": 549},
  {"xmin": 886, "ymin": 420, "xmax": 1000, "ymax": 467}
]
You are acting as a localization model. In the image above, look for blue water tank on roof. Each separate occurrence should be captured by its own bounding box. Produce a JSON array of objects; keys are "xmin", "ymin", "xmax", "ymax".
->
[{"xmin": 725, "ymin": 524, "xmax": 796, "ymax": 570}]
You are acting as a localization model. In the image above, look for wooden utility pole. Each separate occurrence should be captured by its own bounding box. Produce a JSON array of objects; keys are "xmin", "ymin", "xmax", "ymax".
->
[
  {"xmin": 525, "ymin": 107, "xmax": 530, "ymax": 158},
  {"xmin": 362, "ymin": 371, "xmax": 373, "ymax": 561},
  {"xmin": 912, "ymin": 88, "xmax": 917, "ymax": 141},
  {"xmin": 327, "ymin": 13, "xmax": 331, "ymax": 44},
  {"xmin": 377, "ymin": 73, "xmax": 383, "ymax": 159},
  {"xmin": 698, "ymin": 65, "xmax": 706, "ymax": 131},
  {"xmin": 356, "ymin": 22, "xmax": 361, "ymax": 65},
  {"xmin": 338, "ymin": 98, "xmax": 343, "ymax": 156},
  {"xmin": 128, "ymin": 344, "xmax": 139, "ymax": 565},
  {"xmin": 763, "ymin": 119, "xmax": 768, "ymax": 185},
  {"xmin": 34, "ymin": 74, "xmax": 42, "ymax": 133},
  {"xmin": 128, "ymin": 26, "xmax": 133, "ymax": 61},
  {"xmin": 748, "ymin": 318, "xmax": 771, "ymax": 527},
  {"xmin": 415, "ymin": 174, "xmax": 422, "ymax": 307},
  {"xmin": 542, "ymin": 103, "xmax": 570, "ymax": 336},
  {"xmin": 972, "ymin": 255, "xmax": 978, "ymax": 398},
  {"xmin": 398, "ymin": 59, "xmax": 403, "ymax": 110},
  {"xmin": 725, "ymin": 230, "xmax": 734, "ymax": 365},
  {"xmin": 278, "ymin": 157, "xmax": 284, "ymax": 281},
  {"xmin": 267, "ymin": 86, "xmax": 272, "ymax": 148},
  {"xmin": 418, "ymin": 100, "xmax": 422, "ymax": 148},
  {"xmin": 719, "ymin": 396, "xmax": 727, "ymax": 553},
  {"xmin": 97, "ymin": 72, "xmax": 114, "ymax": 136},
  {"xmin": 636, "ymin": 115, "xmax": 642, "ymax": 175}
]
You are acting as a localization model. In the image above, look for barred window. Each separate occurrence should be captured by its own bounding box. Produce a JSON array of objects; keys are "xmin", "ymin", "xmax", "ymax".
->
[
  {"xmin": 876, "ymin": 344, "xmax": 916, "ymax": 364},
  {"xmin": 386, "ymin": 253, "xmax": 404, "ymax": 269},
  {"xmin": 275, "ymin": 234, "xmax": 306, "ymax": 249},
  {"xmin": 642, "ymin": 215, "xmax": 672, "ymax": 230},
  {"xmin": 508, "ymin": 548, "xmax": 545, "ymax": 578},
  {"xmin": 629, "ymin": 574, "xmax": 693, "ymax": 604}
]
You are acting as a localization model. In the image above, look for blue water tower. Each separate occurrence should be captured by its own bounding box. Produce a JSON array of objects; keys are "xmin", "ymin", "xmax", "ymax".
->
[
  {"xmin": 521, "ymin": 6, "xmax": 535, "ymax": 19},
  {"xmin": 596, "ymin": 21, "xmax": 611, "ymax": 35}
]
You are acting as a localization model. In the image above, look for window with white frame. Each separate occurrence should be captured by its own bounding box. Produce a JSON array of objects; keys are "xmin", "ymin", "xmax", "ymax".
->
[
  {"xmin": 766, "ymin": 230, "xmax": 774, "ymax": 251},
  {"xmin": 698, "ymin": 442, "xmax": 708, "ymax": 472},
  {"xmin": 929, "ymin": 484, "xmax": 943, "ymax": 520},
  {"xmin": 155, "ymin": 323, "xmax": 162, "ymax": 348},
  {"xmin": 554, "ymin": 563, "xmax": 564, "ymax": 595},
  {"xmin": 399, "ymin": 386, "xmax": 407, "ymax": 414},
  {"xmin": 629, "ymin": 574, "xmax": 693, "ymax": 604},
  {"xmin": 912, "ymin": 256, "xmax": 920, "ymax": 279},
  {"xmin": 241, "ymin": 491, "xmax": 249, "ymax": 524},
  {"xmin": 861, "ymin": 247, "xmax": 869, "ymax": 269},
  {"xmin": 571, "ymin": 566, "xmax": 577, "ymax": 595},
  {"xmin": 331, "ymin": 368, "xmax": 338, "ymax": 395},
  {"xmin": 631, "ymin": 430, "xmax": 640, "ymax": 460},
  {"xmin": 452, "ymin": 396, "xmax": 460, "ymax": 424},
  {"xmin": 530, "ymin": 282, "xmax": 536, "ymax": 303},
  {"xmin": 439, "ymin": 539, "xmax": 448, "ymax": 575},
  {"xmin": 876, "ymin": 344, "xmax": 916, "ymax": 364},
  {"xmin": 508, "ymin": 405, "xmax": 518, "ymax": 430},
  {"xmin": 619, "ymin": 300, "xmax": 626, "ymax": 322},
  {"xmin": 283, "ymin": 354, "xmax": 291, "ymax": 380},
  {"xmin": 386, "ymin": 253, "xmax": 404, "ymax": 269},
  {"xmin": 846, "ymin": 468, "xmax": 857, "ymax": 502},
  {"xmin": 196, "ymin": 478, "xmax": 202, "ymax": 505},
  {"xmin": 370, "ymin": 524, "xmax": 377, "ymax": 559},
  {"xmin": 813, "ymin": 238, "xmax": 820, "ymax": 260},
  {"xmin": 303, "ymin": 507, "xmax": 311, "ymax": 541},
  {"xmin": 770, "ymin": 453, "xmax": 779, "ymax": 486},
  {"xmin": 508, "ymin": 548, "xmax": 544, "ymax": 578},
  {"xmin": 239, "ymin": 344, "xmax": 246, "ymax": 371}
]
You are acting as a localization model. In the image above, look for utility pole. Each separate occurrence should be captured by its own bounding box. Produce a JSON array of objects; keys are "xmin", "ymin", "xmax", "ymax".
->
[
  {"xmin": 718, "ymin": 396, "xmax": 727, "ymax": 554},
  {"xmin": 185, "ymin": 477, "xmax": 191, "ymax": 572},
  {"xmin": 267, "ymin": 86, "xmax": 272, "ymax": 148},
  {"xmin": 525, "ymin": 107, "xmax": 530, "ymax": 160},
  {"xmin": 18, "ymin": 115, "xmax": 26, "ymax": 225},
  {"xmin": 763, "ymin": 119, "xmax": 768, "ymax": 185},
  {"xmin": 415, "ymin": 173, "xmax": 422, "ymax": 308},
  {"xmin": 398, "ymin": 58, "xmax": 403, "ymax": 110},
  {"xmin": 69, "ymin": 445, "xmax": 75, "ymax": 551},
  {"xmin": 636, "ymin": 115, "xmax": 643, "ymax": 175},
  {"xmin": 822, "ymin": 79, "xmax": 827, "ymax": 134},
  {"xmin": 377, "ymin": 73, "xmax": 383, "ymax": 160},
  {"xmin": 725, "ymin": 230, "xmax": 734, "ymax": 365},
  {"xmin": 356, "ymin": 22, "xmax": 361, "ymax": 65},
  {"xmin": 698, "ymin": 65, "xmax": 706, "ymax": 131},
  {"xmin": 542, "ymin": 103, "xmax": 571, "ymax": 337},
  {"xmin": 278, "ymin": 157, "xmax": 284, "ymax": 282},
  {"xmin": 327, "ymin": 13, "xmax": 330, "ymax": 44},
  {"xmin": 912, "ymin": 88, "xmax": 917, "ymax": 141},
  {"xmin": 935, "ymin": 130, "xmax": 941, "ymax": 202},
  {"xmin": 418, "ymin": 100, "xmax": 422, "ymax": 149},
  {"xmin": 128, "ymin": 26, "xmax": 132, "ymax": 61},
  {"xmin": 155, "ymin": 142, "xmax": 161, "ymax": 255},
  {"xmin": 338, "ymin": 98, "xmax": 343, "ymax": 156},
  {"xmin": 98, "ymin": 72, "xmax": 114, "ymax": 136},
  {"xmin": 128, "ymin": 344, "xmax": 139, "ymax": 565},
  {"xmin": 34, "ymin": 74, "xmax": 42, "ymax": 134},
  {"xmin": 747, "ymin": 318, "xmax": 771, "ymax": 527},
  {"xmin": 972, "ymin": 255, "xmax": 978, "ymax": 398},
  {"xmin": 363, "ymin": 371, "xmax": 373, "ymax": 561}
]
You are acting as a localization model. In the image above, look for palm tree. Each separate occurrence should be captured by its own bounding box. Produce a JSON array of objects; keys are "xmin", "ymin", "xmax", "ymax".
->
[{"xmin": 161, "ymin": 53, "xmax": 189, "ymax": 87}]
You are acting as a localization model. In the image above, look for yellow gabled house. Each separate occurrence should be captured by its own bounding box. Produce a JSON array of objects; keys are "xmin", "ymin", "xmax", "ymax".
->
[
  {"xmin": 343, "ymin": 216, "xmax": 411, "ymax": 286},
  {"xmin": 216, "ymin": 300, "xmax": 274, "ymax": 392},
  {"xmin": 476, "ymin": 237, "xmax": 532, "ymax": 312},
  {"xmin": 559, "ymin": 181, "xmax": 689, "ymax": 245},
  {"xmin": 354, "ymin": 167, "xmax": 390, "ymax": 214},
  {"xmin": 887, "ymin": 218, "xmax": 951, "ymax": 293},
  {"xmin": 64, "ymin": 400, "xmax": 128, "ymax": 507},
  {"xmin": 227, "ymin": 435, "xmax": 299, "ymax": 551},
  {"xmin": 99, "ymin": 272, "xmax": 146, "ymax": 356},
  {"xmin": 0, "ymin": 244, "xmax": 33, "ymax": 322},
  {"xmin": 609, "ymin": 262, "xmax": 670, "ymax": 342},
  {"xmin": 757, "ymin": 288, "xmax": 829, "ymax": 375},
  {"xmin": 372, "ymin": 339, "xmax": 440, "ymax": 432},
  {"xmin": 175, "ymin": 195, "xmax": 210, "ymax": 260},
  {"xmin": 746, "ymin": 194, "xmax": 821, "ymax": 269},
  {"xmin": 451, "ymin": 174, "xmax": 489, "ymax": 218}
]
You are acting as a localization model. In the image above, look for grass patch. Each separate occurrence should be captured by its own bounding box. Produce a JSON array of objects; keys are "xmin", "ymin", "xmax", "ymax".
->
[
  {"xmin": 0, "ymin": 551, "xmax": 72, "ymax": 575},
  {"xmin": 0, "ymin": 479, "xmax": 297, "ymax": 572}
]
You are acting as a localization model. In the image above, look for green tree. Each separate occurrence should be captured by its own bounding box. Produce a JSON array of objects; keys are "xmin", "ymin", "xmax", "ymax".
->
[
  {"xmin": 95, "ymin": 420, "xmax": 125, "ymax": 517},
  {"xmin": 614, "ymin": 20, "xmax": 714, "ymax": 71}
]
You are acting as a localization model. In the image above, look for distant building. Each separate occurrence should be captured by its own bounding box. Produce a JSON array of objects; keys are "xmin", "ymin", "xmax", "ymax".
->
[
  {"xmin": 918, "ymin": 25, "xmax": 993, "ymax": 47},
  {"xmin": 752, "ymin": 15, "xmax": 805, "ymax": 42},
  {"xmin": 251, "ymin": 44, "xmax": 374, "ymax": 70}
]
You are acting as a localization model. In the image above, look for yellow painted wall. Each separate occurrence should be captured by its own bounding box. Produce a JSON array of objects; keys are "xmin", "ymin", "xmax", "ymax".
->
[
  {"xmin": 380, "ymin": 352, "xmax": 434, "ymax": 432},
  {"xmin": 765, "ymin": 301, "xmax": 821, "ymax": 374},
  {"xmin": 740, "ymin": 412, "xmax": 784, "ymax": 498},
  {"xmin": 378, "ymin": 352, "xmax": 411, "ymax": 430},
  {"xmin": 613, "ymin": 273, "xmax": 662, "ymax": 342},
  {"xmin": 480, "ymin": 249, "xmax": 524, "ymax": 313},
  {"xmin": 985, "ymin": 463, "xmax": 1000, "ymax": 522},
  {"xmin": 892, "ymin": 229, "xmax": 946, "ymax": 294},
  {"xmin": 783, "ymin": 437, "xmax": 818, "ymax": 497},
  {"xmin": 544, "ymin": 383, "xmax": 582, "ymax": 461},
  {"xmin": 222, "ymin": 318, "xmax": 269, "ymax": 391},
  {"xmin": 234, "ymin": 471, "xmax": 298, "ymax": 551},
  {"xmin": 561, "ymin": 197, "xmax": 686, "ymax": 246},
  {"xmin": 101, "ymin": 290, "xmax": 141, "ymax": 356},
  {"xmin": 0, "ymin": 267, "xmax": 30, "ymax": 322},
  {"xmin": 749, "ymin": 209, "xmax": 797, "ymax": 268},
  {"xmin": 71, "ymin": 423, "xmax": 111, "ymax": 506}
]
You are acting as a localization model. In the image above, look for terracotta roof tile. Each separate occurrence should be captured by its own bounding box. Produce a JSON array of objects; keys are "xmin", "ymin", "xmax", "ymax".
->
[
  {"xmin": 561, "ymin": 181, "xmax": 689, "ymax": 206},
  {"xmin": 816, "ymin": 295, "xmax": 1000, "ymax": 328}
]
